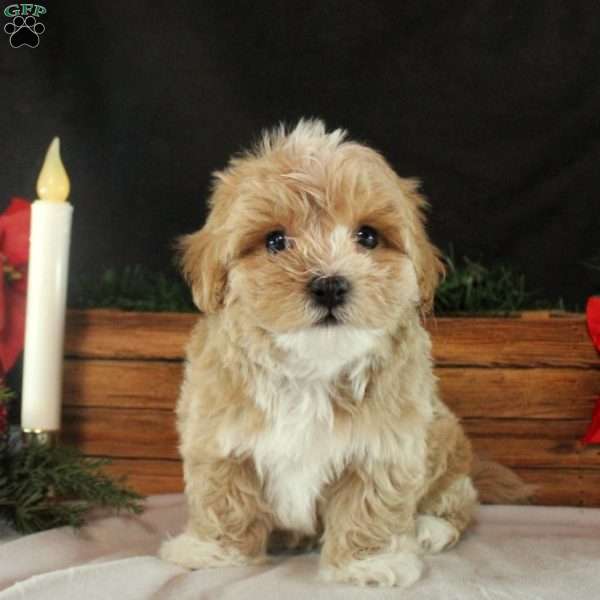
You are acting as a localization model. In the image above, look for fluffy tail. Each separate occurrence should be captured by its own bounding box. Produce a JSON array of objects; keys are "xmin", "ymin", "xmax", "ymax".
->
[{"xmin": 471, "ymin": 457, "xmax": 536, "ymax": 504}]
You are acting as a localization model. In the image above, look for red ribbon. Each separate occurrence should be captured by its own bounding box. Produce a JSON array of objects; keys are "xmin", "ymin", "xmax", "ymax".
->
[{"xmin": 582, "ymin": 297, "xmax": 600, "ymax": 445}]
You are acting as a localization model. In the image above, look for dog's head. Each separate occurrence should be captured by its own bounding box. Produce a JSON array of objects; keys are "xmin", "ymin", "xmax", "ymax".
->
[{"xmin": 180, "ymin": 120, "xmax": 443, "ymax": 335}]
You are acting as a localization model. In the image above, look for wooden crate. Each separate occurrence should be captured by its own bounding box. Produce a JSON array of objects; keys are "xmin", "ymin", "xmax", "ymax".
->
[{"xmin": 62, "ymin": 310, "xmax": 600, "ymax": 506}]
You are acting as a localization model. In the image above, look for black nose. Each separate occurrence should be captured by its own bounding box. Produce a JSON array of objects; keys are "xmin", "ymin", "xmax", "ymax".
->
[{"xmin": 309, "ymin": 276, "xmax": 350, "ymax": 309}]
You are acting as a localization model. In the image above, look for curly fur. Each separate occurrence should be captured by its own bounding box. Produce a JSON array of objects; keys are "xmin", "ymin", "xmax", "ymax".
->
[{"xmin": 159, "ymin": 120, "xmax": 523, "ymax": 587}]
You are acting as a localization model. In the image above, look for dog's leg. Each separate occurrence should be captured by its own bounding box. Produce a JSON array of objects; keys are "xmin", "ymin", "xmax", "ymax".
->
[
  {"xmin": 160, "ymin": 457, "xmax": 272, "ymax": 569},
  {"xmin": 416, "ymin": 416, "xmax": 478, "ymax": 554},
  {"xmin": 416, "ymin": 475, "xmax": 477, "ymax": 554},
  {"xmin": 319, "ymin": 464, "xmax": 423, "ymax": 588}
]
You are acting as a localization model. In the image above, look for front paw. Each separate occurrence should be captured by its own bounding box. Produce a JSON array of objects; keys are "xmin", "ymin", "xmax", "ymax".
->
[
  {"xmin": 159, "ymin": 533, "xmax": 265, "ymax": 569},
  {"xmin": 320, "ymin": 551, "xmax": 423, "ymax": 588},
  {"xmin": 416, "ymin": 515, "xmax": 459, "ymax": 554}
]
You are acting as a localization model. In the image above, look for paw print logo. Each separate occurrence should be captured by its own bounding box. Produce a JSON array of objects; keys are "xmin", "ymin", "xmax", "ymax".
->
[{"xmin": 4, "ymin": 15, "xmax": 45, "ymax": 48}]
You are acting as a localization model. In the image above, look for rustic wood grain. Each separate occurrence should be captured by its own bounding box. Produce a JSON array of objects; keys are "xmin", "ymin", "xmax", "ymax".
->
[
  {"xmin": 65, "ymin": 310, "xmax": 597, "ymax": 368},
  {"xmin": 440, "ymin": 368, "xmax": 600, "ymax": 419},
  {"xmin": 100, "ymin": 459, "xmax": 600, "ymax": 507},
  {"xmin": 62, "ymin": 406, "xmax": 600, "ymax": 470},
  {"xmin": 65, "ymin": 310, "xmax": 194, "ymax": 360},
  {"xmin": 465, "ymin": 419, "xmax": 600, "ymax": 468},
  {"xmin": 103, "ymin": 458, "xmax": 183, "ymax": 495},
  {"xmin": 64, "ymin": 360, "xmax": 182, "ymax": 409},
  {"xmin": 63, "ymin": 309, "xmax": 600, "ymax": 507},
  {"xmin": 427, "ymin": 316, "xmax": 596, "ymax": 368},
  {"xmin": 514, "ymin": 468, "xmax": 600, "ymax": 507},
  {"xmin": 62, "ymin": 406, "xmax": 179, "ymax": 460},
  {"xmin": 63, "ymin": 360, "xmax": 600, "ymax": 419}
]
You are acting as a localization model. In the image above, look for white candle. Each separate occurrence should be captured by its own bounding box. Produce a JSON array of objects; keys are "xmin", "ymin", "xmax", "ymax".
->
[{"xmin": 21, "ymin": 138, "xmax": 73, "ymax": 433}]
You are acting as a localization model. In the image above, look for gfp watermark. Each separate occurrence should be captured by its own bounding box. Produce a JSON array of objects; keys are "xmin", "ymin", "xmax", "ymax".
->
[{"xmin": 3, "ymin": 4, "xmax": 47, "ymax": 48}]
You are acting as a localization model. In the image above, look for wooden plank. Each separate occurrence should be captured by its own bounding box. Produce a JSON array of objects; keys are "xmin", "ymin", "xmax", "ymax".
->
[
  {"xmin": 103, "ymin": 458, "xmax": 183, "ymax": 495},
  {"xmin": 427, "ymin": 316, "xmax": 596, "ymax": 368},
  {"xmin": 64, "ymin": 310, "xmax": 597, "ymax": 368},
  {"xmin": 63, "ymin": 407, "xmax": 600, "ymax": 470},
  {"xmin": 98, "ymin": 458, "xmax": 600, "ymax": 507},
  {"xmin": 514, "ymin": 468, "xmax": 600, "ymax": 507},
  {"xmin": 465, "ymin": 419, "xmax": 600, "ymax": 468},
  {"xmin": 63, "ymin": 359, "xmax": 600, "ymax": 420},
  {"xmin": 439, "ymin": 368, "xmax": 600, "ymax": 420},
  {"xmin": 62, "ymin": 406, "xmax": 179, "ymax": 460},
  {"xmin": 65, "ymin": 309, "xmax": 194, "ymax": 360},
  {"xmin": 64, "ymin": 360, "xmax": 182, "ymax": 409}
]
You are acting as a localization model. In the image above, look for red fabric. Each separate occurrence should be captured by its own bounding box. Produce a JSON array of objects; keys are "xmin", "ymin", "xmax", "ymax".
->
[
  {"xmin": 0, "ymin": 198, "xmax": 31, "ymax": 374},
  {"xmin": 582, "ymin": 297, "xmax": 600, "ymax": 445},
  {"xmin": 587, "ymin": 297, "xmax": 600, "ymax": 353}
]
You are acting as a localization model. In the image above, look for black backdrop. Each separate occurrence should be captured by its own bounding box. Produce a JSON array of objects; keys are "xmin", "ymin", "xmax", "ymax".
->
[{"xmin": 1, "ymin": 1, "xmax": 599, "ymax": 306}]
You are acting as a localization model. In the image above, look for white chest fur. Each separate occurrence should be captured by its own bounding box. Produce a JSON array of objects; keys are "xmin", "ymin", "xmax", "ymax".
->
[
  {"xmin": 251, "ymin": 327, "xmax": 382, "ymax": 533},
  {"xmin": 252, "ymin": 382, "xmax": 340, "ymax": 533},
  {"xmin": 217, "ymin": 327, "xmax": 385, "ymax": 533}
]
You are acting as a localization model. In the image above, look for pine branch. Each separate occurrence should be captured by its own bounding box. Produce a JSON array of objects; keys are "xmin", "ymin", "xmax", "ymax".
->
[
  {"xmin": 0, "ymin": 441, "xmax": 143, "ymax": 534},
  {"xmin": 435, "ymin": 252, "xmax": 533, "ymax": 315},
  {"xmin": 68, "ymin": 265, "xmax": 195, "ymax": 312}
]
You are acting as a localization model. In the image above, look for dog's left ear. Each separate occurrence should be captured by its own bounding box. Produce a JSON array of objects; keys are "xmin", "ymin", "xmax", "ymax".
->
[
  {"xmin": 178, "ymin": 227, "xmax": 227, "ymax": 313},
  {"xmin": 399, "ymin": 178, "xmax": 445, "ymax": 315}
]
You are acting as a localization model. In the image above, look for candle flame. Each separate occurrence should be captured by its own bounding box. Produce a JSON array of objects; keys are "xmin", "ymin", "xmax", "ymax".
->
[{"xmin": 36, "ymin": 138, "xmax": 70, "ymax": 203}]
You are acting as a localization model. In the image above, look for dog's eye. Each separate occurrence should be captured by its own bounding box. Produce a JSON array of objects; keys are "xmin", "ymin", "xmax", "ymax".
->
[
  {"xmin": 265, "ymin": 230, "xmax": 288, "ymax": 253},
  {"xmin": 355, "ymin": 225, "xmax": 379, "ymax": 249}
]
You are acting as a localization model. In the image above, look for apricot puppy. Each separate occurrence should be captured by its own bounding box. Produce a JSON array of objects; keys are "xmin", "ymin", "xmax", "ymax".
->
[{"xmin": 160, "ymin": 120, "xmax": 479, "ymax": 587}]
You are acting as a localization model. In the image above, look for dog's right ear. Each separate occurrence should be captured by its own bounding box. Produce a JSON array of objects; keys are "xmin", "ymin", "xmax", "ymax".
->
[{"xmin": 178, "ymin": 228, "xmax": 227, "ymax": 313}]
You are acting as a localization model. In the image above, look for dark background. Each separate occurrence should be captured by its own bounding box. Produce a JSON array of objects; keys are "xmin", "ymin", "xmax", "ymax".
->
[{"xmin": 1, "ymin": 1, "xmax": 599, "ymax": 307}]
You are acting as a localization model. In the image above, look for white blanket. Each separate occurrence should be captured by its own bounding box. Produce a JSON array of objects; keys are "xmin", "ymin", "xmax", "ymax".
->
[{"xmin": 1, "ymin": 495, "xmax": 599, "ymax": 599}]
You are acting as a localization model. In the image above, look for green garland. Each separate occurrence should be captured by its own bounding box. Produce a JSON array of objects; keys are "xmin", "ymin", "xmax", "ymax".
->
[
  {"xmin": 69, "ymin": 265, "xmax": 195, "ymax": 312},
  {"xmin": 435, "ymin": 253, "xmax": 533, "ymax": 315},
  {"xmin": 0, "ymin": 436, "xmax": 143, "ymax": 534},
  {"xmin": 68, "ymin": 256, "xmax": 567, "ymax": 315}
]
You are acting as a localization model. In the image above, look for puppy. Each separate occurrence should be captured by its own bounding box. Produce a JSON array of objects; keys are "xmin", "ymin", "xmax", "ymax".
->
[{"xmin": 160, "ymin": 120, "xmax": 515, "ymax": 587}]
